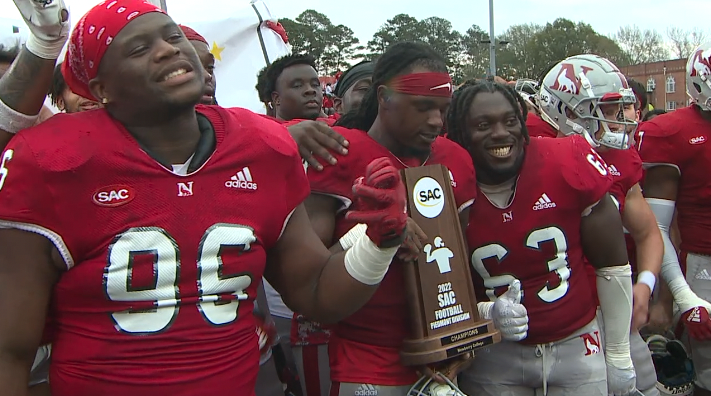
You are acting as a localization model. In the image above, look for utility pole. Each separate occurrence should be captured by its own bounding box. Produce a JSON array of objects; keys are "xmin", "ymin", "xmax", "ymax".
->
[
  {"xmin": 488, "ymin": 0, "xmax": 496, "ymax": 79},
  {"xmin": 159, "ymin": 0, "xmax": 168, "ymax": 12}
]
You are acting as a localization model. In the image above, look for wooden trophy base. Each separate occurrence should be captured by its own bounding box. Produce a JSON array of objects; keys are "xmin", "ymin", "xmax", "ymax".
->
[{"xmin": 400, "ymin": 320, "xmax": 501, "ymax": 366}]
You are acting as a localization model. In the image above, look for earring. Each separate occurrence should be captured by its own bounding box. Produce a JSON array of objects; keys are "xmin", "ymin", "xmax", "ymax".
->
[{"xmin": 101, "ymin": 98, "xmax": 108, "ymax": 104}]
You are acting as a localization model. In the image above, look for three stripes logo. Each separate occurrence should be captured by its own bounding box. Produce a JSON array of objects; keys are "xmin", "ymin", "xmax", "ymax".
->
[
  {"xmin": 225, "ymin": 167, "xmax": 258, "ymax": 190},
  {"xmin": 354, "ymin": 384, "xmax": 378, "ymax": 396},
  {"xmin": 687, "ymin": 307, "xmax": 702, "ymax": 323},
  {"xmin": 532, "ymin": 193, "xmax": 556, "ymax": 211}
]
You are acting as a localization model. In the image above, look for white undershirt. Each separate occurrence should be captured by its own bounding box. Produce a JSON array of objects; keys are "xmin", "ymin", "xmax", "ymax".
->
[
  {"xmin": 479, "ymin": 178, "xmax": 517, "ymax": 209},
  {"xmin": 170, "ymin": 154, "xmax": 195, "ymax": 176}
]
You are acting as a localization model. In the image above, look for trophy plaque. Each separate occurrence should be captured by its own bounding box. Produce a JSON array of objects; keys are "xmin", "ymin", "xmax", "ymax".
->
[{"xmin": 400, "ymin": 164, "xmax": 500, "ymax": 366}]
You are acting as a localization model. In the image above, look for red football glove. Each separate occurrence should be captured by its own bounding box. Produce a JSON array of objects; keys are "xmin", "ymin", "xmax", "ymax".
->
[
  {"xmin": 345, "ymin": 157, "xmax": 407, "ymax": 248},
  {"xmin": 681, "ymin": 306, "xmax": 711, "ymax": 341}
]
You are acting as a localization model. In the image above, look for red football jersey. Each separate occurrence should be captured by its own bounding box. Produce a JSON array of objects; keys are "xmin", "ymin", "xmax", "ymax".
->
[
  {"xmin": 637, "ymin": 105, "xmax": 711, "ymax": 255},
  {"xmin": 598, "ymin": 147, "xmax": 643, "ymax": 214},
  {"xmin": 585, "ymin": 146, "xmax": 643, "ymax": 304},
  {"xmin": 308, "ymin": 127, "xmax": 477, "ymax": 385},
  {"xmin": 527, "ymin": 113, "xmax": 558, "ymax": 138},
  {"xmin": 0, "ymin": 106, "xmax": 309, "ymax": 395},
  {"xmin": 467, "ymin": 135, "xmax": 613, "ymax": 345}
]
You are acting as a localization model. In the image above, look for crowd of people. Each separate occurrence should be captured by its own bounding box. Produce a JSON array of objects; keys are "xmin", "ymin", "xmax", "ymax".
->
[{"xmin": 0, "ymin": 1, "xmax": 709, "ymax": 396}]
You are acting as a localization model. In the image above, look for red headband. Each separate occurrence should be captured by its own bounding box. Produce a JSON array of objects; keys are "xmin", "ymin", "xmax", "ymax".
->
[
  {"xmin": 179, "ymin": 25, "xmax": 208, "ymax": 46},
  {"xmin": 389, "ymin": 72, "xmax": 453, "ymax": 97},
  {"xmin": 63, "ymin": 0, "xmax": 165, "ymax": 100}
]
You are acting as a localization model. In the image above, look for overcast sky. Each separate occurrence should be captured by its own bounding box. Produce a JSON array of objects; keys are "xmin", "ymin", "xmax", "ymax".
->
[{"xmin": 0, "ymin": 0, "xmax": 704, "ymax": 45}]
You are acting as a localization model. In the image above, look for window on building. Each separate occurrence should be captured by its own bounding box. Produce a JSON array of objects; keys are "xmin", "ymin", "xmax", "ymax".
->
[
  {"xmin": 647, "ymin": 78, "xmax": 656, "ymax": 92},
  {"xmin": 666, "ymin": 76, "xmax": 675, "ymax": 93},
  {"xmin": 667, "ymin": 101, "xmax": 677, "ymax": 111}
]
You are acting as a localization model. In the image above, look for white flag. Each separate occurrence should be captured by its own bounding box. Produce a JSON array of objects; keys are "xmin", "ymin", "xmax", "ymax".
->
[{"xmin": 169, "ymin": 0, "xmax": 291, "ymax": 113}]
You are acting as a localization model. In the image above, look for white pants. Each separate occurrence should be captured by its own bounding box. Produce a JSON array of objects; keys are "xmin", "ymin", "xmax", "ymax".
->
[
  {"xmin": 458, "ymin": 318, "xmax": 607, "ymax": 396},
  {"xmin": 685, "ymin": 252, "xmax": 711, "ymax": 391}
]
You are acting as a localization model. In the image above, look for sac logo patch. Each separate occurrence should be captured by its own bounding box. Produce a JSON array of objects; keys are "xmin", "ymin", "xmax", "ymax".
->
[{"xmin": 92, "ymin": 185, "xmax": 135, "ymax": 207}]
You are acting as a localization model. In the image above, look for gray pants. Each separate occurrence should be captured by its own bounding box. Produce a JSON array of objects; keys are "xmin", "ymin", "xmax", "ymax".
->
[
  {"xmin": 685, "ymin": 252, "xmax": 711, "ymax": 391},
  {"xmin": 331, "ymin": 383, "xmax": 411, "ymax": 396},
  {"xmin": 630, "ymin": 330, "xmax": 659, "ymax": 396},
  {"xmin": 458, "ymin": 318, "xmax": 607, "ymax": 396}
]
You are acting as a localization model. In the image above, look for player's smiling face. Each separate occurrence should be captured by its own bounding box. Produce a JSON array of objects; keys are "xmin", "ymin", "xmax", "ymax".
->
[
  {"xmin": 465, "ymin": 91, "xmax": 525, "ymax": 184},
  {"xmin": 89, "ymin": 13, "xmax": 205, "ymax": 118}
]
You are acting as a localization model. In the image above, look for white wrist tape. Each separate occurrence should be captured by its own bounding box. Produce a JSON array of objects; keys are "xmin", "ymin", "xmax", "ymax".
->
[
  {"xmin": 596, "ymin": 264, "xmax": 634, "ymax": 367},
  {"xmin": 0, "ymin": 98, "xmax": 39, "ymax": 134},
  {"xmin": 343, "ymin": 233, "xmax": 398, "ymax": 285},
  {"xmin": 477, "ymin": 301, "xmax": 494, "ymax": 320},
  {"xmin": 338, "ymin": 223, "xmax": 367, "ymax": 250},
  {"xmin": 636, "ymin": 270, "xmax": 656, "ymax": 293},
  {"xmin": 644, "ymin": 198, "xmax": 709, "ymax": 312},
  {"xmin": 25, "ymin": 34, "xmax": 66, "ymax": 60}
]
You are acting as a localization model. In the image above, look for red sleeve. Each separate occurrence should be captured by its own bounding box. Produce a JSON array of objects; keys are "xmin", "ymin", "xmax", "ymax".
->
[
  {"xmin": 0, "ymin": 135, "xmax": 70, "ymax": 266},
  {"xmin": 562, "ymin": 135, "xmax": 614, "ymax": 211},
  {"xmin": 526, "ymin": 114, "xmax": 558, "ymax": 138},
  {"xmin": 637, "ymin": 120, "xmax": 685, "ymax": 170},
  {"xmin": 306, "ymin": 150, "xmax": 355, "ymax": 210},
  {"xmin": 257, "ymin": 120, "xmax": 310, "ymax": 218}
]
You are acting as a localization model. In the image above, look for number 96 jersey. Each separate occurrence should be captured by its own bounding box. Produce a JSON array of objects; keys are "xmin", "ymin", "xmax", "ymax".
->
[
  {"xmin": 0, "ymin": 106, "xmax": 309, "ymax": 395},
  {"xmin": 466, "ymin": 135, "xmax": 613, "ymax": 345}
]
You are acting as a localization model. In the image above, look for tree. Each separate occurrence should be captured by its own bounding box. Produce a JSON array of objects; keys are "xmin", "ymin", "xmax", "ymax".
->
[
  {"xmin": 366, "ymin": 14, "xmax": 421, "ymax": 58},
  {"xmin": 459, "ymin": 24, "xmax": 490, "ymax": 80},
  {"xmin": 526, "ymin": 19, "xmax": 628, "ymax": 80},
  {"xmin": 418, "ymin": 17, "xmax": 463, "ymax": 72},
  {"xmin": 667, "ymin": 27, "xmax": 709, "ymax": 58},
  {"xmin": 497, "ymin": 23, "xmax": 543, "ymax": 79},
  {"xmin": 293, "ymin": 10, "xmax": 334, "ymax": 68},
  {"xmin": 279, "ymin": 18, "xmax": 309, "ymax": 55},
  {"xmin": 614, "ymin": 25, "xmax": 668, "ymax": 64},
  {"xmin": 322, "ymin": 25, "xmax": 361, "ymax": 75}
]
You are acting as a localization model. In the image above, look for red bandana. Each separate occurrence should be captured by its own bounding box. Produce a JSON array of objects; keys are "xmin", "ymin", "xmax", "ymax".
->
[
  {"xmin": 179, "ymin": 25, "xmax": 208, "ymax": 46},
  {"xmin": 389, "ymin": 72, "xmax": 453, "ymax": 97},
  {"xmin": 62, "ymin": 0, "xmax": 165, "ymax": 100}
]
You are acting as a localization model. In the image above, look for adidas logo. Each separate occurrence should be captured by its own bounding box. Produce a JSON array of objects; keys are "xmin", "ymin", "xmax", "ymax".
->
[
  {"xmin": 354, "ymin": 384, "xmax": 378, "ymax": 396},
  {"xmin": 224, "ymin": 167, "xmax": 258, "ymax": 190},
  {"xmin": 696, "ymin": 269, "xmax": 711, "ymax": 281},
  {"xmin": 532, "ymin": 193, "xmax": 556, "ymax": 211},
  {"xmin": 687, "ymin": 307, "xmax": 702, "ymax": 323},
  {"xmin": 608, "ymin": 165, "xmax": 621, "ymax": 176}
]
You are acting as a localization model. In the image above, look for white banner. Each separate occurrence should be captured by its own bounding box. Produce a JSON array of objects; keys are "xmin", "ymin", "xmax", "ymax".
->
[{"xmin": 169, "ymin": 0, "xmax": 291, "ymax": 113}]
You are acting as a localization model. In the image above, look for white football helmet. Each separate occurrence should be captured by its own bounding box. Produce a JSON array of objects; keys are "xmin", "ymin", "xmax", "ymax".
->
[
  {"xmin": 408, "ymin": 375, "xmax": 468, "ymax": 396},
  {"xmin": 687, "ymin": 41, "xmax": 711, "ymax": 111},
  {"xmin": 538, "ymin": 54, "xmax": 636, "ymax": 149},
  {"xmin": 513, "ymin": 79, "xmax": 540, "ymax": 114}
]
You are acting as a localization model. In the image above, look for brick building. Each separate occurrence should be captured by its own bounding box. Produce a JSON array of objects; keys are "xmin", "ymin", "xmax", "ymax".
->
[{"xmin": 620, "ymin": 58, "xmax": 689, "ymax": 112}]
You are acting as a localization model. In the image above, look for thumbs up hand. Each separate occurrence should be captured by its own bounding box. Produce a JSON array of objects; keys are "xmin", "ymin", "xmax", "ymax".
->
[{"xmin": 478, "ymin": 280, "xmax": 528, "ymax": 341}]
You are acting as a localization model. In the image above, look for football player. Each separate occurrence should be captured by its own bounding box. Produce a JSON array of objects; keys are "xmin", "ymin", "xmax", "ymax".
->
[
  {"xmin": 636, "ymin": 41, "xmax": 711, "ymax": 396},
  {"xmin": 536, "ymin": 55, "xmax": 663, "ymax": 396},
  {"xmin": 306, "ymin": 41, "xmax": 476, "ymax": 396},
  {"xmin": 0, "ymin": 2, "xmax": 409, "ymax": 395},
  {"xmin": 448, "ymin": 80, "xmax": 637, "ymax": 396}
]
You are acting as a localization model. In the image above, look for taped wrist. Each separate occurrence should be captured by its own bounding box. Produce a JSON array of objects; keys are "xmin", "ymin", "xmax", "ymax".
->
[
  {"xmin": 25, "ymin": 34, "xmax": 66, "ymax": 60},
  {"xmin": 338, "ymin": 223, "xmax": 367, "ymax": 250},
  {"xmin": 344, "ymin": 233, "xmax": 398, "ymax": 285},
  {"xmin": 0, "ymin": 98, "xmax": 39, "ymax": 134},
  {"xmin": 596, "ymin": 264, "xmax": 633, "ymax": 367}
]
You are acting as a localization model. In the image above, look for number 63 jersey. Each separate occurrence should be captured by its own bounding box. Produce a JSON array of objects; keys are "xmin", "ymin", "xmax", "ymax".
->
[
  {"xmin": 466, "ymin": 135, "xmax": 613, "ymax": 345},
  {"xmin": 0, "ymin": 106, "xmax": 309, "ymax": 395}
]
